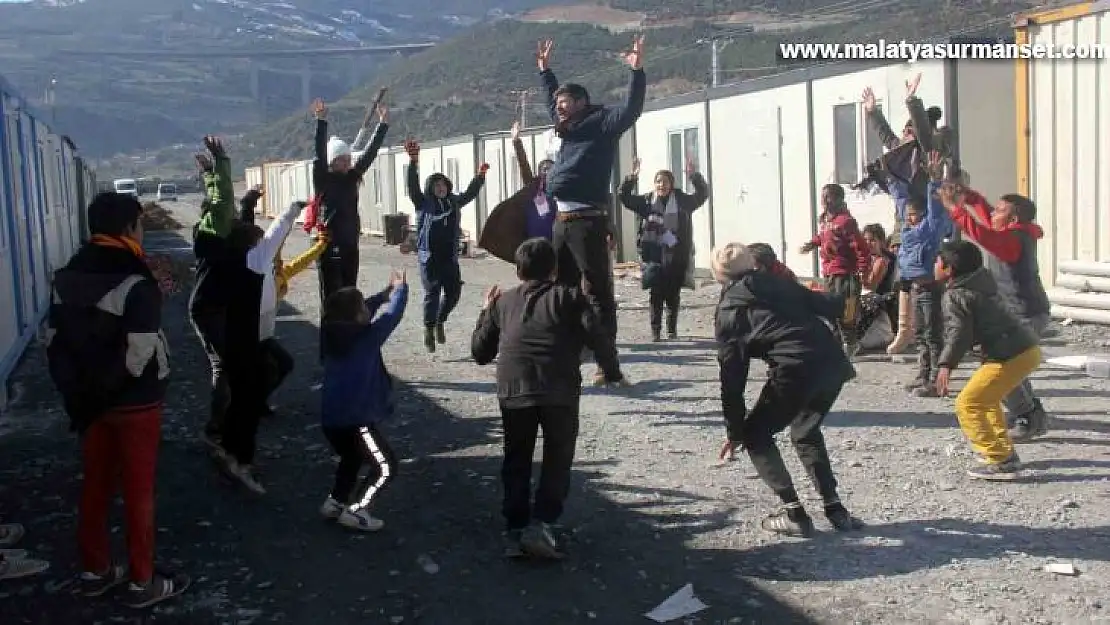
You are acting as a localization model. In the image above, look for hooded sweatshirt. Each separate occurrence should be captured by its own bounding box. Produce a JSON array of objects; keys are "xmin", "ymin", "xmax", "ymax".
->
[
  {"xmin": 313, "ymin": 118, "xmax": 389, "ymax": 250},
  {"xmin": 897, "ymin": 180, "xmax": 952, "ymax": 280},
  {"xmin": 949, "ymin": 190, "xmax": 1050, "ymax": 319},
  {"xmin": 406, "ymin": 163, "xmax": 484, "ymax": 266},
  {"xmin": 321, "ymin": 284, "xmax": 408, "ymax": 427},
  {"xmin": 807, "ymin": 209, "xmax": 870, "ymax": 278}
]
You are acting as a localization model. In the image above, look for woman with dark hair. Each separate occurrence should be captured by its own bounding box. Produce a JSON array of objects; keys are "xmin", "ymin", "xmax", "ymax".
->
[
  {"xmin": 857, "ymin": 223, "xmax": 899, "ymax": 348},
  {"xmin": 479, "ymin": 120, "xmax": 558, "ymax": 263},
  {"xmin": 618, "ymin": 157, "xmax": 709, "ymax": 341}
]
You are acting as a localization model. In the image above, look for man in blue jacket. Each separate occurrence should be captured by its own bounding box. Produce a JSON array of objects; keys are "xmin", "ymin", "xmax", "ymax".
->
[{"xmin": 535, "ymin": 36, "xmax": 645, "ymax": 386}]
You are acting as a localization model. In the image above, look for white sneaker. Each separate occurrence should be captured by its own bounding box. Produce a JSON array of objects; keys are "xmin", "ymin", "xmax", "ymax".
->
[
  {"xmin": 319, "ymin": 497, "xmax": 345, "ymax": 520},
  {"xmin": 337, "ymin": 508, "xmax": 384, "ymax": 532}
]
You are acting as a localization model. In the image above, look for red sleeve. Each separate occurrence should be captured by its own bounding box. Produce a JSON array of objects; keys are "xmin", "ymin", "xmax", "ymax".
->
[
  {"xmin": 949, "ymin": 205, "xmax": 1022, "ymax": 263},
  {"xmin": 844, "ymin": 218, "xmax": 870, "ymax": 275},
  {"xmin": 961, "ymin": 190, "xmax": 994, "ymax": 223}
]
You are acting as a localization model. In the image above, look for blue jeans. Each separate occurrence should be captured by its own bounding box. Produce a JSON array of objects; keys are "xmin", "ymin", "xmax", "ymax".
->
[{"xmin": 420, "ymin": 259, "xmax": 462, "ymax": 327}]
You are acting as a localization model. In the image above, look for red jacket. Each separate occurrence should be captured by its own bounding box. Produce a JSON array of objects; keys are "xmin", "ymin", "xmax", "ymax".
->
[
  {"xmin": 950, "ymin": 190, "xmax": 1044, "ymax": 264},
  {"xmin": 809, "ymin": 210, "xmax": 870, "ymax": 278}
]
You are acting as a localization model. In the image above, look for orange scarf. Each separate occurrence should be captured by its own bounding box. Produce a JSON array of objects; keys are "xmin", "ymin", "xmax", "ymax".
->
[{"xmin": 90, "ymin": 234, "xmax": 143, "ymax": 258}]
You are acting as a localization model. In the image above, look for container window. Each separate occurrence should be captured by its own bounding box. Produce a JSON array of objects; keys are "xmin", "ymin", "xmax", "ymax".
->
[{"xmin": 833, "ymin": 103, "xmax": 858, "ymax": 185}]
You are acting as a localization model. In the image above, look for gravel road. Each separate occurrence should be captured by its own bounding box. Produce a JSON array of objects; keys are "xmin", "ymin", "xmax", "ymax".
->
[{"xmin": 2, "ymin": 202, "xmax": 1109, "ymax": 624}]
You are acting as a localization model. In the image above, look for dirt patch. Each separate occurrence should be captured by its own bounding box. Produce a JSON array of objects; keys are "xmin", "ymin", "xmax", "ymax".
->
[{"xmin": 141, "ymin": 201, "xmax": 183, "ymax": 231}]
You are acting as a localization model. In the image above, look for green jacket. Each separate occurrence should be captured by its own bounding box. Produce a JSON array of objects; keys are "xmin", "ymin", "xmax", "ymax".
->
[
  {"xmin": 195, "ymin": 154, "xmax": 235, "ymax": 239},
  {"xmin": 939, "ymin": 268, "xmax": 1038, "ymax": 369}
]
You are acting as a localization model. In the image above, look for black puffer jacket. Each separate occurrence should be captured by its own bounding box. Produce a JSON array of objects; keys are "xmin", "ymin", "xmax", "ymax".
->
[
  {"xmin": 938, "ymin": 268, "xmax": 1038, "ymax": 369},
  {"xmin": 46, "ymin": 243, "xmax": 169, "ymax": 431}
]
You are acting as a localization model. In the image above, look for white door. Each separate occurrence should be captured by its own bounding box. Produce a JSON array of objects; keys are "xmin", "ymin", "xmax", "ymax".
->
[{"xmin": 713, "ymin": 106, "xmax": 784, "ymax": 258}]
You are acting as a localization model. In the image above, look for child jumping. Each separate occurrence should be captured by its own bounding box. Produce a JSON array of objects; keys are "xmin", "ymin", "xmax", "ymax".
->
[
  {"xmin": 404, "ymin": 138, "xmax": 487, "ymax": 352},
  {"xmin": 933, "ymin": 240, "xmax": 1041, "ymax": 481},
  {"xmin": 319, "ymin": 269, "xmax": 408, "ymax": 531}
]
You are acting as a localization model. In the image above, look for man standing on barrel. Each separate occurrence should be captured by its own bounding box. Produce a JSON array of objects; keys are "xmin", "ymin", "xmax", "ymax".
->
[{"xmin": 535, "ymin": 36, "xmax": 644, "ymax": 386}]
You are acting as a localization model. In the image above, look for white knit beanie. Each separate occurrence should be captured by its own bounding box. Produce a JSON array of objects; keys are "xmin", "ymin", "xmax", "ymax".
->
[{"xmin": 326, "ymin": 136, "xmax": 352, "ymax": 165}]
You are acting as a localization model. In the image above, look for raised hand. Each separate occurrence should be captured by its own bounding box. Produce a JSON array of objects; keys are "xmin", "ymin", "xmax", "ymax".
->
[
  {"xmin": 536, "ymin": 39, "xmax": 553, "ymax": 71},
  {"xmin": 195, "ymin": 153, "xmax": 212, "ymax": 172},
  {"xmin": 312, "ymin": 97, "xmax": 327, "ymax": 119},
  {"xmin": 925, "ymin": 151, "xmax": 945, "ymax": 182},
  {"xmin": 376, "ymin": 101, "xmax": 388, "ymax": 123},
  {"xmin": 510, "ymin": 120, "xmax": 521, "ymax": 141},
  {"xmin": 483, "ymin": 284, "xmax": 502, "ymax": 309},
  {"xmin": 685, "ymin": 152, "xmax": 696, "ymax": 178},
  {"xmin": 937, "ymin": 181, "xmax": 965, "ymax": 210},
  {"xmin": 478, "ymin": 163, "xmax": 490, "ymax": 176},
  {"xmin": 404, "ymin": 138, "xmax": 420, "ymax": 160},
  {"xmin": 906, "ymin": 72, "xmax": 921, "ymax": 97},
  {"xmin": 252, "ymin": 184, "xmax": 264, "ymax": 195},
  {"xmin": 630, "ymin": 157, "xmax": 641, "ymax": 177},
  {"xmin": 390, "ymin": 268, "xmax": 406, "ymax": 288},
  {"xmin": 623, "ymin": 34, "xmax": 644, "ymax": 70},
  {"xmin": 861, "ymin": 86, "xmax": 877, "ymax": 112},
  {"xmin": 203, "ymin": 135, "xmax": 224, "ymax": 158}
]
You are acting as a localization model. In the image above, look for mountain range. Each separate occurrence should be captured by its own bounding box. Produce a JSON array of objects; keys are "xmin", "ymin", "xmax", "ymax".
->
[{"xmin": 0, "ymin": 0, "xmax": 1049, "ymax": 178}]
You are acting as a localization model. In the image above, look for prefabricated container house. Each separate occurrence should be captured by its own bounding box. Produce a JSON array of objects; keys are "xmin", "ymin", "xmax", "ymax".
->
[
  {"xmin": 629, "ymin": 51, "xmax": 1018, "ymax": 279},
  {"xmin": 1, "ymin": 73, "xmax": 95, "ymax": 395},
  {"xmin": 1015, "ymin": 1, "xmax": 1110, "ymax": 323}
]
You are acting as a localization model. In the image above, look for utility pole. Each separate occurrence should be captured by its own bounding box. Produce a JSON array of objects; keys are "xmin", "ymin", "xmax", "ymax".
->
[{"xmin": 710, "ymin": 39, "xmax": 720, "ymax": 88}]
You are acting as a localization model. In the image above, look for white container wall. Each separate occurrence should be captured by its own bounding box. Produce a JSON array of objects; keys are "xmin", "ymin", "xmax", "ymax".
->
[
  {"xmin": 1023, "ymin": 5, "xmax": 1110, "ymax": 285},
  {"xmin": 1, "ymin": 73, "xmax": 95, "ymax": 392},
  {"xmin": 708, "ymin": 81, "xmax": 812, "ymax": 276}
]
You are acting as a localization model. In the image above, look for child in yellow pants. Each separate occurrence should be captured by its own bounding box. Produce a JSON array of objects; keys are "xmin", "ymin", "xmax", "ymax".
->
[{"xmin": 933, "ymin": 240, "xmax": 1041, "ymax": 481}]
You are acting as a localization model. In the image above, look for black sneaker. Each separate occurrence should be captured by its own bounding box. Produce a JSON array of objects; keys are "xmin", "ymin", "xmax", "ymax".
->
[
  {"xmin": 903, "ymin": 379, "xmax": 927, "ymax": 393},
  {"xmin": 667, "ymin": 330, "xmax": 678, "ymax": 340},
  {"xmin": 760, "ymin": 509, "xmax": 816, "ymax": 538},
  {"xmin": 80, "ymin": 564, "xmax": 127, "ymax": 597},
  {"xmin": 520, "ymin": 522, "xmax": 564, "ymax": 560},
  {"xmin": 435, "ymin": 323, "xmax": 446, "ymax": 344},
  {"xmin": 967, "ymin": 456, "xmax": 1021, "ymax": 481},
  {"xmin": 123, "ymin": 572, "xmax": 191, "ymax": 609},
  {"xmin": 503, "ymin": 529, "xmax": 525, "ymax": 559},
  {"xmin": 423, "ymin": 327, "xmax": 436, "ymax": 353},
  {"xmin": 824, "ymin": 505, "xmax": 865, "ymax": 532},
  {"xmin": 651, "ymin": 329, "xmax": 662, "ymax": 342}
]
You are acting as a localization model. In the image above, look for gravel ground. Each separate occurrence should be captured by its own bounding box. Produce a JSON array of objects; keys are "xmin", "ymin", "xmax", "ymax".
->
[{"xmin": 2, "ymin": 201, "xmax": 1110, "ymax": 624}]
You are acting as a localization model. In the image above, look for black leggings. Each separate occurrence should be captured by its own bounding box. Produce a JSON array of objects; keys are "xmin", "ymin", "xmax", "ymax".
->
[{"xmin": 323, "ymin": 425, "xmax": 397, "ymax": 510}]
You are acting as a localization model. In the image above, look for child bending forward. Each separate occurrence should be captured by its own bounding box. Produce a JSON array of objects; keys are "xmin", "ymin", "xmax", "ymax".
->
[
  {"xmin": 319, "ymin": 270, "xmax": 408, "ymax": 531},
  {"xmin": 934, "ymin": 240, "xmax": 1040, "ymax": 481}
]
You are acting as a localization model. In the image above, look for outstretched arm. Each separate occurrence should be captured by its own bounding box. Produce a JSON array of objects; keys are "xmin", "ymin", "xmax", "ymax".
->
[
  {"xmin": 366, "ymin": 284, "xmax": 408, "ymax": 346},
  {"xmin": 512, "ymin": 137, "xmax": 535, "ymax": 186},
  {"xmin": 680, "ymin": 172, "xmax": 709, "ymax": 211},
  {"xmin": 599, "ymin": 69, "xmax": 646, "ymax": 136},
  {"xmin": 352, "ymin": 119, "xmax": 389, "ymax": 176},
  {"xmin": 407, "ymin": 161, "xmax": 425, "ymax": 209},
  {"xmin": 456, "ymin": 167, "xmax": 488, "ymax": 207},
  {"xmin": 718, "ymin": 338, "xmax": 751, "ymax": 444},
  {"xmin": 618, "ymin": 176, "xmax": 651, "ymax": 218},
  {"xmin": 471, "ymin": 302, "xmax": 501, "ymax": 366}
]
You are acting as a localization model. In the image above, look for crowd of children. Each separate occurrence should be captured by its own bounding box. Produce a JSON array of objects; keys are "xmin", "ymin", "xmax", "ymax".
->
[{"xmin": 0, "ymin": 41, "xmax": 1062, "ymax": 610}]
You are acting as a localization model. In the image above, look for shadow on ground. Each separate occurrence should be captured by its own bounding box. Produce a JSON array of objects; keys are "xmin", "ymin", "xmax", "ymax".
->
[{"xmin": 0, "ymin": 272, "xmax": 818, "ymax": 624}]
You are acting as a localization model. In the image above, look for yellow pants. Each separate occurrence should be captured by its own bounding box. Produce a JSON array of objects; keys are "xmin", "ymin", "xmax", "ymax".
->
[{"xmin": 954, "ymin": 346, "xmax": 1042, "ymax": 464}]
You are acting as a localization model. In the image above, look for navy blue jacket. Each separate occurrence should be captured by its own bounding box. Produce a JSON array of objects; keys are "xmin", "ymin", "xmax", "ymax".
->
[
  {"xmin": 321, "ymin": 284, "xmax": 408, "ymax": 427},
  {"xmin": 541, "ymin": 68, "xmax": 646, "ymax": 206},
  {"xmin": 897, "ymin": 181, "xmax": 952, "ymax": 280},
  {"xmin": 407, "ymin": 165, "xmax": 483, "ymax": 266}
]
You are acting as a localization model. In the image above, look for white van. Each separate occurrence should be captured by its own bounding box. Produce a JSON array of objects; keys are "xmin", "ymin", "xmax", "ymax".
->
[
  {"xmin": 157, "ymin": 183, "xmax": 178, "ymax": 202},
  {"xmin": 113, "ymin": 178, "xmax": 139, "ymax": 198}
]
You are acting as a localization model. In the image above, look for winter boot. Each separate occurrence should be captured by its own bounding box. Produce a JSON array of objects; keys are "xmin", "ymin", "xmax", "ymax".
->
[
  {"xmin": 886, "ymin": 290, "xmax": 914, "ymax": 355},
  {"xmin": 649, "ymin": 302, "xmax": 663, "ymax": 343},
  {"xmin": 423, "ymin": 326, "xmax": 436, "ymax": 353}
]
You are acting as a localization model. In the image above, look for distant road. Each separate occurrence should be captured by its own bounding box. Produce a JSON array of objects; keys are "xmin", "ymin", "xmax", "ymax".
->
[{"xmin": 55, "ymin": 43, "xmax": 435, "ymax": 59}]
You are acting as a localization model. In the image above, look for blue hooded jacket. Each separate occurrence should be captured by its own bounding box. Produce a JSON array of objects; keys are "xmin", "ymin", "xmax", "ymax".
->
[
  {"xmin": 321, "ymin": 284, "xmax": 408, "ymax": 427},
  {"xmin": 897, "ymin": 180, "xmax": 952, "ymax": 280},
  {"xmin": 407, "ymin": 163, "xmax": 484, "ymax": 266}
]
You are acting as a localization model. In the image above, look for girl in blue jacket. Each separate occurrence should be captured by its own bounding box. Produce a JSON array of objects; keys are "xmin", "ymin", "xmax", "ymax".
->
[{"xmin": 318, "ymin": 269, "xmax": 408, "ymax": 532}]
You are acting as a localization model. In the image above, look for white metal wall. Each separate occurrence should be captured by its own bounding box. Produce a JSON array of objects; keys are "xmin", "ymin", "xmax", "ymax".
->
[
  {"xmin": 1027, "ymin": 9, "xmax": 1110, "ymax": 285},
  {"xmin": 1, "ymin": 75, "xmax": 94, "ymax": 389}
]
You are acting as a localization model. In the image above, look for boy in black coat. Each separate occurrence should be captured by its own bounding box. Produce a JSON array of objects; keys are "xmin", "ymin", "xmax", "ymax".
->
[{"xmin": 471, "ymin": 238, "xmax": 625, "ymax": 559}]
